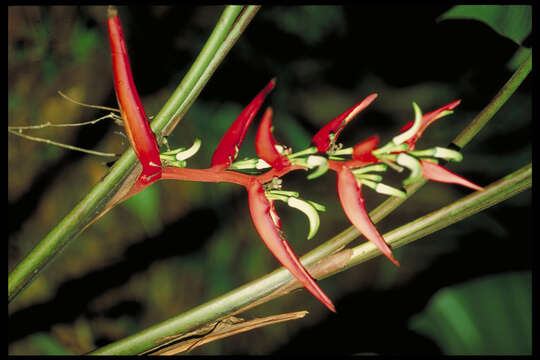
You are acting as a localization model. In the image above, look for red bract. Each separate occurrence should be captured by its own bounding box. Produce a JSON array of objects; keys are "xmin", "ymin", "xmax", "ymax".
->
[
  {"xmin": 107, "ymin": 8, "xmax": 162, "ymax": 183},
  {"xmin": 336, "ymin": 166, "xmax": 400, "ymax": 266},
  {"xmin": 311, "ymin": 94, "xmax": 378, "ymax": 153},
  {"xmin": 247, "ymin": 178, "xmax": 336, "ymax": 312},
  {"xmin": 420, "ymin": 160, "xmax": 483, "ymax": 191},
  {"xmin": 399, "ymin": 100, "xmax": 461, "ymax": 150},
  {"xmin": 352, "ymin": 135, "xmax": 380, "ymax": 163},
  {"xmin": 211, "ymin": 79, "xmax": 276, "ymax": 169},
  {"xmin": 255, "ymin": 108, "xmax": 291, "ymax": 171}
]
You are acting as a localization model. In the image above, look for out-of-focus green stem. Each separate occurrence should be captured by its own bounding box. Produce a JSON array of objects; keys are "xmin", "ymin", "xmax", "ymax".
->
[
  {"xmin": 8, "ymin": 5, "xmax": 249, "ymax": 304},
  {"xmin": 454, "ymin": 52, "xmax": 532, "ymax": 148}
]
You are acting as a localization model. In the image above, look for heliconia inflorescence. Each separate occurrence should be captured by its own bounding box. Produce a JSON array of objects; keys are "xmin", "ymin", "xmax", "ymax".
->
[{"xmin": 107, "ymin": 6, "xmax": 483, "ymax": 312}]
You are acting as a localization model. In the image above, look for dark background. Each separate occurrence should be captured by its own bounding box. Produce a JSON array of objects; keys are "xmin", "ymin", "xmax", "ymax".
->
[{"xmin": 8, "ymin": 6, "xmax": 531, "ymax": 355}]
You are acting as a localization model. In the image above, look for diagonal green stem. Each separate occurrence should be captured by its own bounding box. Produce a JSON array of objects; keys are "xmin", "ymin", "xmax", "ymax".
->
[
  {"xmin": 453, "ymin": 52, "xmax": 532, "ymax": 148},
  {"xmin": 8, "ymin": 5, "xmax": 254, "ymax": 304},
  {"xmin": 90, "ymin": 163, "xmax": 531, "ymax": 355},
  {"xmin": 158, "ymin": 5, "xmax": 261, "ymax": 139}
]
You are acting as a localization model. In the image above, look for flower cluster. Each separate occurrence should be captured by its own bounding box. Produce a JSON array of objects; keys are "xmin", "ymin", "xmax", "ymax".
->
[{"xmin": 108, "ymin": 9, "xmax": 482, "ymax": 312}]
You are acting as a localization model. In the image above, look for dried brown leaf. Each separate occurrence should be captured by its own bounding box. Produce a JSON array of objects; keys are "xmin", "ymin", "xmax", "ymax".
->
[{"xmin": 143, "ymin": 311, "xmax": 309, "ymax": 355}]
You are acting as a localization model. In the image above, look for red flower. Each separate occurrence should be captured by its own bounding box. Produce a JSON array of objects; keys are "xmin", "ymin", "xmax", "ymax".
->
[
  {"xmin": 336, "ymin": 166, "xmax": 400, "ymax": 266},
  {"xmin": 311, "ymin": 94, "xmax": 378, "ymax": 153},
  {"xmin": 247, "ymin": 178, "xmax": 336, "ymax": 312},
  {"xmin": 255, "ymin": 107, "xmax": 291, "ymax": 171},
  {"xmin": 211, "ymin": 79, "xmax": 275, "ymax": 169}
]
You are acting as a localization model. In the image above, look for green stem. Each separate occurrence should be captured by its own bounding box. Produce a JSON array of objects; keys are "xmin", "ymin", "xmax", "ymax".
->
[
  {"xmin": 8, "ymin": 5, "xmax": 250, "ymax": 304},
  {"xmin": 90, "ymin": 163, "xmax": 531, "ymax": 355},
  {"xmin": 151, "ymin": 5, "xmax": 246, "ymax": 140},
  {"xmin": 158, "ymin": 6, "xmax": 261, "ymax": 139},
  {"xmin": 453, "ymin": 52, "xmax": 532, "ymax": 148}
]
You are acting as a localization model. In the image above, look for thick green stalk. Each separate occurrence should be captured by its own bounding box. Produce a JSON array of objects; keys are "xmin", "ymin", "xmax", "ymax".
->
[
  {"xmin": 8, "ymin": 5, "xmax": 247, "ymax": 304},
  {"xmin": 8, "ymin": 150, "xmax": 139, "ymax": 304}
]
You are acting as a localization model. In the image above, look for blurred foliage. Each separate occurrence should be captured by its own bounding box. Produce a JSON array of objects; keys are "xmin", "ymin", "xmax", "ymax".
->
[
  {"xmin": 409, "ymin": 272, "xmax": 531, "ymax": 355},
  {"xmin": 19, "ymin": 333, "xmax": 73, "ymax": 355},
  {"xmin": 262, "ymin": 6, "xmax": 345, "ymax": 45},
  {"xmin": 438, "ymin": 5, "xmax": 532, "ymax": 72},
  {"xmin": 8, "ymin": 5, "xmax": 531, "ymax": 355},
  {"xmin": 439, "ymin": 5, "xmax": 531, "ymax": 45}
]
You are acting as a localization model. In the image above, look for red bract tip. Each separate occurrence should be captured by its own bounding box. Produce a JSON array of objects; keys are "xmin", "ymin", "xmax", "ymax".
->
[
  {"xmin": 107, "ymin": 11, "xmax": 161, "ymax": 180},
  {"xmin": 399, "ymin": 100, "xmax": 462, "ymax": 149},
  {"xmin": 255, "ymin": 108, "xmax": 291, "ymax": 171},
  {"xmin": 211, "ymin": 79, "xmax": 276, "ymax": 169},
  {"xmin": 312, "ymin": 94, "xmax": 378, "ymax": 153},
  {"xmin": 352, "ymin": 135, "xmax": 380, "ymax": 163},
  {"xmin": 336, "ymin": 166, "xmax": 399, "ymax": 266},
  {"xmin": 247, "ymin": 179, "xmax": 336, "ymax": 312},
  {"xmin": 420, "ymin": 160, "xmax": 483, "ymax": 191}
]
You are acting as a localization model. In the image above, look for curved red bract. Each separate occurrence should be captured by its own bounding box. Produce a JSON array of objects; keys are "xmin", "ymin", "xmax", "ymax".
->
[
  {"xmin": 255, "ymin": 108, "xmax": 291, "ymax": 171},
  {"xmin": 336, "ymin": 166, "xmax": 399, "ymax": 266},
  {"xmin": 311, "ymin": 94, "xmax": 378, "ymax": 153},
  {"xmin": 211, "ymin": 79, "xmax": 276, "ymax": 169},
  {"xmin": 247, "ymin": 179, "xmax": 336, "ymax": 312},
  {"xmin": 107, "ymin": 9, "xmax": 162, "ymax": 182},
  {"xmin": 420, "ymin": 160, "xmax": 483, "ymax": 191}
]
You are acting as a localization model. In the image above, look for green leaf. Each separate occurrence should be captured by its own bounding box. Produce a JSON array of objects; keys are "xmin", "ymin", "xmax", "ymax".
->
[
  {"xmin": 438, "ymin": 5, "xmax": 531, "ymax": 46},
  {"xmin": 409, "ymin": 272, "xmax": 531, "ymax": 355}
]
